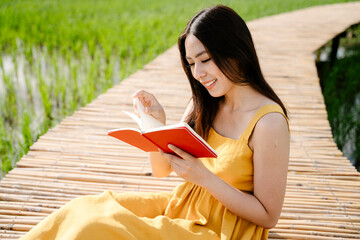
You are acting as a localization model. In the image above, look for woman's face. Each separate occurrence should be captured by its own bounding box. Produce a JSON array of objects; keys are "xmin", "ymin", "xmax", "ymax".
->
[{"xmin": 185, "ymin": 34, "xmax": 234, "ymax": 98}]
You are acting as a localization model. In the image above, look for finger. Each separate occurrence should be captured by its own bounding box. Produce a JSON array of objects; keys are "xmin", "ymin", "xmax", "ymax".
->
[
  {"xmin": 131, "ymin": 89, "xmax": 145, "ymax": 98},
  {"xmin": 132, "ymin": 89, "xmax": 154, "ymax": 100},
  {"xmin": 169, "ymin": 162, "xmax": 183, "ymax": 177},
  {"xmin": 134, "ymin": 96, "xmax": 154, "ymax": 113},
  {"xmin": 159, "ymin": 149, "xmax": 179, "ymax": 162},
  {"xmin": 158, "ymin": 148, "xmax": 172, "ymax": 160},
  {"xmin": 168, "ymin": 144, "xmax": 194, "ymax": 160},
  {"xmin": 159, "ymin": 149, "xmax": 185, "ymax": 167},
  {"xmin": 164, "ymin": 154, "xmax": 184, "ymax": 174},
  {"xmin": 159, "ymin": 149, "xmax": 192, "ymax": 179},
  {"xmin": 132, "ymin": 91, "xmax": 149, "ymax": 107},
  {"xmin": 168, "ymin": 157, "xmax": 182, "ymax": 169}
]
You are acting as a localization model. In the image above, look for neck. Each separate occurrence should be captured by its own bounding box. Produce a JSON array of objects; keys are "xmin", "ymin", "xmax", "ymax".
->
[{"xmin": 223, "ymin": 85, "xmax": 261, "ymax": 112}]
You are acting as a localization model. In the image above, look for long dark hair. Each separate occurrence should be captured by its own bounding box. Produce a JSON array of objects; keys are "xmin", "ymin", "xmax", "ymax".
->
[{"xmin": 178, "ymin": 5, "xmax": 288, "ymax": 140}]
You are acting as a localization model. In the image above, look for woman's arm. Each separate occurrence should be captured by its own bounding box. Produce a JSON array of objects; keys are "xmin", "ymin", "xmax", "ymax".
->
[
  {"xmin": 162, "ymin": 112, "xmax": 289, "ymax": 228},
  {"xmin": 148, "ymin": 152, "xmax": 172, "ymax": 178}
]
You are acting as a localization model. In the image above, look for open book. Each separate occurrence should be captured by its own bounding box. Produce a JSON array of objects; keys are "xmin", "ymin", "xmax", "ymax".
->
[{"xmin": 107, "ymin": 99, "xmax": 217, "ymax": 158}]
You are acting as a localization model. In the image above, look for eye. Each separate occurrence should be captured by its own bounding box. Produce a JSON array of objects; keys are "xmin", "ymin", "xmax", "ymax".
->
[
  {"xmin": 187, "ymin": 63, "xmax": 195, "ymax": 68},
  {"xmin": 202, "ymin": 58, "xmax": 211, "ymax": 63}
]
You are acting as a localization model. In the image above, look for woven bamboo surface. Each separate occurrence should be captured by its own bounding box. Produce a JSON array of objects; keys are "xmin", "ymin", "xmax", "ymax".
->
[{"xmin": 1, "ymin": 2, "xmax": 360, "ymax": 239}]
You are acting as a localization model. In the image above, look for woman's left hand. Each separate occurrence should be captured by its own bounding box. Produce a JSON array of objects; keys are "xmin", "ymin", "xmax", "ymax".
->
[{"xmin": 159, "ymin": 144, "xmax": 212, "ymax": 186}]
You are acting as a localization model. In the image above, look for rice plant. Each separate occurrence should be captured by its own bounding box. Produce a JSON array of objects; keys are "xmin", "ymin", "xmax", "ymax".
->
[{"xmin": 0, "ymin": 0, "xmax": 357, "ymax": 177}]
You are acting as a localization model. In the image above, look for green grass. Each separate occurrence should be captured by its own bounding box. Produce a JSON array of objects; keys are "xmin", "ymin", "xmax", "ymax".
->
[{"xmin": 0, "ymin": 0, "xmax": 358, "ymax": 177}]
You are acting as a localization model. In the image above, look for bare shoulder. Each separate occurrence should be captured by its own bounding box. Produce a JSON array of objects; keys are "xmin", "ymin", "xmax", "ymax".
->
[
  {"xmin": 249, "ymin": 110, "xmax": 289, "ymax": 150},
  {"xmin": 256, "ymin": 111, "xmax": 289, "ymax": 134},
  {"xmin": 253, "ymin": 97, "xmax": 289, "ymax": 133}
]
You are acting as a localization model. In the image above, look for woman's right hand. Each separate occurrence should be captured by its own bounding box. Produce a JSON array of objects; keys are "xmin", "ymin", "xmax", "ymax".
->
[{"xmin": 132, "ymin": 89, "xmax": 166, "ymax": 125}]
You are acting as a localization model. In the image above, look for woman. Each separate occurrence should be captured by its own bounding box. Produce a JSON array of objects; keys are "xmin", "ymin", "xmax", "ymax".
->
[{"xmin": 20, "ymin": 5, "xmax": 289, "ymax": 240}]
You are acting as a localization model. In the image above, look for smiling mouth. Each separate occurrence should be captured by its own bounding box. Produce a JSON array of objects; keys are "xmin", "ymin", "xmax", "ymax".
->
[{"xmin": 203, "ymin": 79, "xmax": 217, "ymax": 87}]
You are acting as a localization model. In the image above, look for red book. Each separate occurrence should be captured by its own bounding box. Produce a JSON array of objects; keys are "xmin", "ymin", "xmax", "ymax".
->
[{"xmin": 107, "ymin": 122, "xmax": 217, "ymax": 158}]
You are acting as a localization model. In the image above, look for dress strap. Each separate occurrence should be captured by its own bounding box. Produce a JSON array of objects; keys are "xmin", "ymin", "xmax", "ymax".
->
[{"xmin": 241, "ymin": 105, "xmax": 289, "ymax": 142}]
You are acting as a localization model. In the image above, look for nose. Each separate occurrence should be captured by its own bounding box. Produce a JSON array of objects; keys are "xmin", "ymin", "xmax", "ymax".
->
[{"xmin": 192, "ymin": 63, "xmax": 206, "ymax": 80}]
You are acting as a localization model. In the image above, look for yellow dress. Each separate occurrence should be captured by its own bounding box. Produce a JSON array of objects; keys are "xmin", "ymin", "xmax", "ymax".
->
[{"xmin": 19, "ymin": 105, "xmax": 287, "ymax": 240}]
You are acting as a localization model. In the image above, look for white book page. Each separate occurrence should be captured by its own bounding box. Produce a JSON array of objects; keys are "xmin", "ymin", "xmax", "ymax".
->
[{"xmin": 122, "ymin": 110, "xmax": 143, "ymax": 129}]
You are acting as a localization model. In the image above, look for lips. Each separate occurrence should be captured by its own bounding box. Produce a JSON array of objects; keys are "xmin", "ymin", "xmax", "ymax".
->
[{"xmin": 201, "ymin": 79, "xmax": 217, "ymax": 89}]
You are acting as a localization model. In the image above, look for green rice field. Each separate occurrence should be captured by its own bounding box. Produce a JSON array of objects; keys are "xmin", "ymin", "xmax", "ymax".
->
[{"xmin": 0, "ymin": 0, "xmax": 358, "ymax": 177}]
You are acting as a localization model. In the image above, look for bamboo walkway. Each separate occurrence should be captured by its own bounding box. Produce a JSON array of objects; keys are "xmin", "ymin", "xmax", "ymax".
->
[{"xmin": 1, "ymin": 2, "xmax": 360, "ymax": 239}]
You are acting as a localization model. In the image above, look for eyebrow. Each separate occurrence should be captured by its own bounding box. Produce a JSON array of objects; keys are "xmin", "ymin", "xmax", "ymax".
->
[{"xmin": 185, "ymin": 50, "xmax": 207, "ymax": 60}]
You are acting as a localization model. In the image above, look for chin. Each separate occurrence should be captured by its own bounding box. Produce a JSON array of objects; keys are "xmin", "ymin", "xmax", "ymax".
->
[{"xmin": 208, "ymin": 90, "xmax": 224, "ymax": 98}]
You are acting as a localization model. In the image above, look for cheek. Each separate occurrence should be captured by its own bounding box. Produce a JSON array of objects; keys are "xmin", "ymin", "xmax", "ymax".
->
[{"xmin": 208, "ymin": 62, "xmax": 224, "ymax": 76}]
